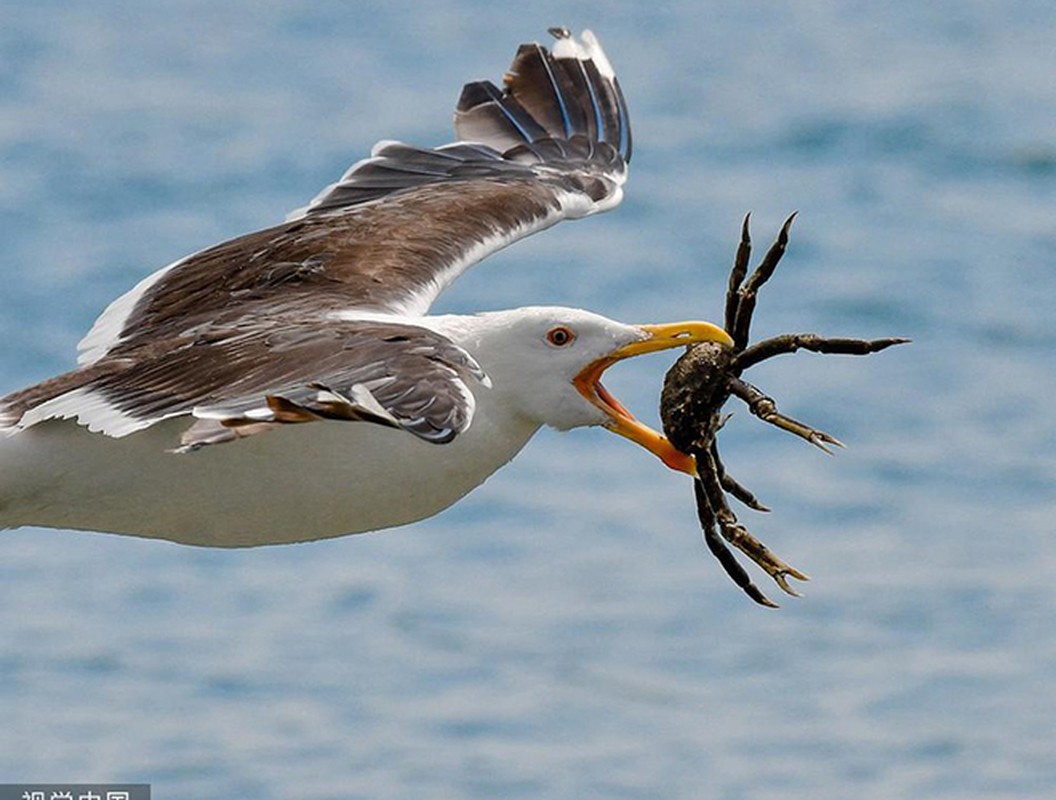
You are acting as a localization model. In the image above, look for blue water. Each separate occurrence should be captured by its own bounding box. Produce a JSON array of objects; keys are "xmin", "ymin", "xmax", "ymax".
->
[{"xmin": 2, "ymin": 2, "xmax": 1054, "ymax": 798}]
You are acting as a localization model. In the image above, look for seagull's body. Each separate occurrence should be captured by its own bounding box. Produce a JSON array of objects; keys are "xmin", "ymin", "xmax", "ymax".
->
[
  {"xmin": 0, "ymin": 29, "xmax": 731, "ymax": 546},
  {"xmin": 1, "ymin": 309, "xmax": 645, "ymax": 547},
  {"xmin": 2, "ymin": 407, "xmax": 527, "ymax": 547}
]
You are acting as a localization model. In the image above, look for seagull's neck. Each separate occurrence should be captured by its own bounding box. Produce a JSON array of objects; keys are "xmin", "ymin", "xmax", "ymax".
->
[{"xmin": 423, "ymin": 311, "xmax": 528, "ymax": 385}]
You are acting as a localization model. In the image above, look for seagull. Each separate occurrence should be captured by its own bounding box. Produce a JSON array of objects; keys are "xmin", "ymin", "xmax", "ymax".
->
[{"xmin": 0, "ymin": 28, "xmax": 732, "ymax": 547}]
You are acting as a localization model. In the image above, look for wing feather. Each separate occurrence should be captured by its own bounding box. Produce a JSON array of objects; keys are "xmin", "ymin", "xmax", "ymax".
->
[{"xmin": 3, "ymin": 320, "xmax": 486, "ymax": 448}]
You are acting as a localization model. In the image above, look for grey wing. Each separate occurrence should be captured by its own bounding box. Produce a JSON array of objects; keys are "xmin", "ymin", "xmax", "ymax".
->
[
  {"xmin": 76, "ymin": 28, "xmax": 632, "ymax": 367},
  {"xmin": 3, "ymin": 321, "xmax": 487, "ymax": 449}
]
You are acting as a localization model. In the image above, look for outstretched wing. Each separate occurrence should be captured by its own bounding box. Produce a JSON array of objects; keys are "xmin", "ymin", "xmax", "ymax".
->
[
  {"xmin": 78, "ymin": 28, "xmax": 632, "ymax": 367},
  {"xmin": 2, "ymin": 319, "xmax": 487, "ymax": 448}
]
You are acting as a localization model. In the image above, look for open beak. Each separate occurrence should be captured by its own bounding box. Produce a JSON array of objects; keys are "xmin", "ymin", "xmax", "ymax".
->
[{"xmin": 573, "ymin": 321, "xmax": 734, "ymax": 475}]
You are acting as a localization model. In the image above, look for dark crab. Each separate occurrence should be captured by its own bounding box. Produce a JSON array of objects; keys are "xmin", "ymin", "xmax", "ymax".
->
[{"xmin": 659, "ymin": 214, "xmax": 908, "ymax": 607}]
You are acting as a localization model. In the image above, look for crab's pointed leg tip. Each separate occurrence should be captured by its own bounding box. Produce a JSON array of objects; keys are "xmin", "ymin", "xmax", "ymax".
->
[
  {"xmin": 872, "ymin": 337, "xmax": 912, "ymax": 352},
  {"xmin": 745, "ymin": 582, "xmax": 779, "ymax": 608},
  {"xmin": 772, "ymin": 565, "xmax": 811, "ymax": 596},
  {"xmin": 774, "ymin": 577, "xmax": 804, "ymax": 598},
  {"xmin": 811, "ymin": 432, "xmax": 844, "ymax": 453},
  {"xmin": 812, "ymin": 439, "xmax": 836, "ymax": 455}
]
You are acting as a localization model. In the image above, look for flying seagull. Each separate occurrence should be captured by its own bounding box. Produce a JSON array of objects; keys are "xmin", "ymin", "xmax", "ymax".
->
[{"xmin": 0, "ymin": 28, "xmax": 732, "ymax": 547}]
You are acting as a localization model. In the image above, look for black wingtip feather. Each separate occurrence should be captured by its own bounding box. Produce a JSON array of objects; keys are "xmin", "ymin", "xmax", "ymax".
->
[{"xmin": 454, "ymin": 28, "xmax": 631, "ymax": 163}]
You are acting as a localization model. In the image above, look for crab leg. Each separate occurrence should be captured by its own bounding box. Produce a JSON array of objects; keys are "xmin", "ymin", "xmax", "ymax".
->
[
  {"xmin": 712, "ymin": 440, "xmax": 770, "ymax": 512},
  {"xmin": 696, "ymin": 448, "xmax": 810, "ymax": 600},
  {"xmin": 730, "ymin": 213, "xmax": 797, "ymax": 348},
  {"xmin": 728, "ymin": 376, "xmax": 844, "ymax": 453},
  {"xmin": 724, "ymin": 213, "xmax": 753, "ymax": 333},
  {"xmin": 735, "ymin": 333, "xmax": 910, "ymax": 372},
  {"xmin": 693, "ymin": 468, "xmax": 777, "ymax": 608}
]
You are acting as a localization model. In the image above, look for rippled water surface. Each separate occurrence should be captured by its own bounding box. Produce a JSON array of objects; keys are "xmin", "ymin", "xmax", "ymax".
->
[{"xmin": 1, "ymin": 2, "xmax": 1054, "ymax": 798}]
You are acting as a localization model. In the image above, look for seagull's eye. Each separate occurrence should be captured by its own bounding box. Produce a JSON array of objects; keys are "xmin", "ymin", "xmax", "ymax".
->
[{"xmin": 545, "ymin": 326, "xmax": 576, "ymax": 347}]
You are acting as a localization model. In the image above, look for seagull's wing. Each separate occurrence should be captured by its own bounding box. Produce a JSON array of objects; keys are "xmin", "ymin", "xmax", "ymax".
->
[
  {"xmin": 4, "ymin": 319, "xmax": 487, "ymax": 446},
  {"xmin": 77, "ymin": 28, "xmax": 631, "ymax": 367}
]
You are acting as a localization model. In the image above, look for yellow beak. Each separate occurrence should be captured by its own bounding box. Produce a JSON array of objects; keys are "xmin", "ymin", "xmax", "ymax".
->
[{"xmin": 572, "ymin": 321, "xmax": 734, "ymax": 475}]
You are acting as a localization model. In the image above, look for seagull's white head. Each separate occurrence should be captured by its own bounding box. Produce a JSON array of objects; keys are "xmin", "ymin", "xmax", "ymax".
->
[{"xmin": 444, "ymin": 306, "xmax": 733, "ymax": 474}]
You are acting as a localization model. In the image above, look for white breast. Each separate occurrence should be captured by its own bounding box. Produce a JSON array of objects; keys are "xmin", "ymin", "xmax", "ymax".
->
[{"xmin": 0, "ymin": 389, "xmax": 539, "ymax": 547}]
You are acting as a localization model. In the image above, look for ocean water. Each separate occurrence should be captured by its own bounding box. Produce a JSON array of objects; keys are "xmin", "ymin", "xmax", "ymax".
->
[{"xmin": 1, "ymin": 2, "xmax": 1054, "ymax": 798}]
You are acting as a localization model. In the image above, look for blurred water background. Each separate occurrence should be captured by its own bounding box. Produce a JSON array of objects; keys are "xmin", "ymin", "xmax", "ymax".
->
[{"xmin": 1, "ymin": 1, "xmax": 1054, "ymax": 798}]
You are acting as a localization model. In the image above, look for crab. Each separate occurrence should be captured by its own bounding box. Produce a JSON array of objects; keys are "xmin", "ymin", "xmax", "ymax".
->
[{"xmin": 660, "ymin": 214, "xmax": 908, "ymax": 607}]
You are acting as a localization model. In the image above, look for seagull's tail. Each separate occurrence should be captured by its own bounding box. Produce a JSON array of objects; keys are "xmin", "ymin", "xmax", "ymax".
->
[{"xmin": 454, "ymin": 28, "xmax": 632, "ymax": 163}]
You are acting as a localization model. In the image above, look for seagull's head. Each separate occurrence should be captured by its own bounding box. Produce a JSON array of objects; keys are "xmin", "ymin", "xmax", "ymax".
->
[{"xmin": 463, "ymin": 307, "xmax": 733, "ymax": 475}]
